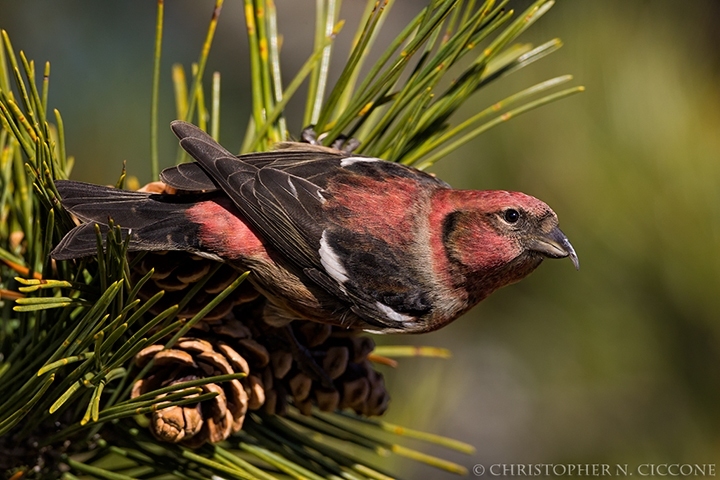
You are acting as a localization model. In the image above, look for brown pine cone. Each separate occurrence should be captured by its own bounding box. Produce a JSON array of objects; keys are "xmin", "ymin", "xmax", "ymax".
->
[
  {"xmin": 240, "ymin": 318, "xmax": 390, "ymax": 417},
  {"xmin": 131, "ymin": 337, "xmax": 249, "ymax": 447},
  {"xmin": 130, "ymin": 277, "xmax": 389, "ymax": 421}
]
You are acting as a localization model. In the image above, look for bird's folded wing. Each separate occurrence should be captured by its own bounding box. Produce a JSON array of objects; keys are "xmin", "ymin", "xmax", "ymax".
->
[{"xmin": 170, "ymin": 121, "xmax": 440, "ymax": 329}]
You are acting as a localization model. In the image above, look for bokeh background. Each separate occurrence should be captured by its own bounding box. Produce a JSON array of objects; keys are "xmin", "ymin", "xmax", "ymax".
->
[{"xmin": 2, "ymin": 1, "xmax": 720, "ymax": 477}]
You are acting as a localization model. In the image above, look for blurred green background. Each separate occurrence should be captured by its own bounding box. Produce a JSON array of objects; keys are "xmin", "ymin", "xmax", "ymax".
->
[{"xmin": 2, "ymin": 1, "xmax": 720, "ymax": 477}]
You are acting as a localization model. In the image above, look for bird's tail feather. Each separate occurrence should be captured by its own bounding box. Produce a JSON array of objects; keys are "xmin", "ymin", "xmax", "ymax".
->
[{"xmin": 51, "ymin": 180, "xmax": 210, "ymax": 260}]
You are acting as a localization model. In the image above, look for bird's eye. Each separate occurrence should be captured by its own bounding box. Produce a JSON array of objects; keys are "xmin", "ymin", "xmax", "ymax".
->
[{"xmin": 503, "ymin": 209, "xmax": 520, "ymax": 223}]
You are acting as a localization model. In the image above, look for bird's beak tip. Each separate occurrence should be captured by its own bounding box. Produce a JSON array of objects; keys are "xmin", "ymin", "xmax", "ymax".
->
[
  {"xmin": 531, "ymin": 227, "xmax": 579, "ymax": 270},
  {"xmin": 569, "ymin": 250, "xmax": 580, "ymax": 270},
  {"xmin": 558, "ymin": 233, "xmax": 580, "ymax": 271}
]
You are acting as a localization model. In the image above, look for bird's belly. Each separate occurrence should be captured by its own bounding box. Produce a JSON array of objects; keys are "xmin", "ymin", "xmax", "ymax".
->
[{"xmin": 238, "ymin": 257, "xmax": 357, "ymax": 328}]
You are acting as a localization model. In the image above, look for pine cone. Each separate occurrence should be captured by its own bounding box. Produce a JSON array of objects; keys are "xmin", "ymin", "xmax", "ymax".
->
[
  {"xmin": 242, "ymin": 318, "xmax": 390, "ymax": 417},
  {"xmin": 131, "ymin": 337, "xmax": 249, "ymax": 447}
]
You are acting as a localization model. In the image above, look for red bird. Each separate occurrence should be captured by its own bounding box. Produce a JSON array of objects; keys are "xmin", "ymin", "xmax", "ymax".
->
[{"xmin": 52, "ymin": 121, "xmax": 578, "ymax": 334}]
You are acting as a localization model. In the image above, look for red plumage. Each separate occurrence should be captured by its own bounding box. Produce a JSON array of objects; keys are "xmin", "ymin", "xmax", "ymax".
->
[{"xmin": 186, "ymin": 198, "xmax": 268, "ymax": 261}]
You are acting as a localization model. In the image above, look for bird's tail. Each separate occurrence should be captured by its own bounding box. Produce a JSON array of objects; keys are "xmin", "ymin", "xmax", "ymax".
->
[{"xmin": 51, "ymin": 180, "xmax": 211, "ymax": 260}]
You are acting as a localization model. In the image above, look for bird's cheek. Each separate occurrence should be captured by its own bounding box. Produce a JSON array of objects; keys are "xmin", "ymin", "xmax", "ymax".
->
[{"xmin": 455, "ymin": 233, "xmax": 522, "ymax": 271}]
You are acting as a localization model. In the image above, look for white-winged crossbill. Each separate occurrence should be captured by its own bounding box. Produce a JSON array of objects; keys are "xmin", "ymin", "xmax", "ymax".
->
[{"xmin": 52, "ymin": 121, "xmax": 578, "ymax": 334}]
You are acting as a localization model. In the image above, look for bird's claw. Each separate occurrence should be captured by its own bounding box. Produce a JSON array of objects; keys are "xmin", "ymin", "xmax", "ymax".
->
[
  {"xmin": 301, "ymin": 126, "xmax": 361, "ymax": 153},
  {"xmin": 280, "ymin": 325, "xmax": 335, "ymax": 389}
]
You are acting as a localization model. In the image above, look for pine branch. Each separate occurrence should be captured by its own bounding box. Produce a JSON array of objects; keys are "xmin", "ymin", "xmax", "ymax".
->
[{"xmin": 0, "ymin": 1, "xmax": 582, "ymax": 477}]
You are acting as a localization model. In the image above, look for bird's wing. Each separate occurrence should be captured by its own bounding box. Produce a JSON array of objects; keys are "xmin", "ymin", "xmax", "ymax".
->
[
  {"xmin": 160, "ymin": 149, "xmax": 338, "ymax": 193},
  {"xmin": 160, "ymin": 162, "xmax": 220, "ymax": 192},
  {"xmin": 170, "ymin": 121, "xmax": 447, "ymax": 329}
]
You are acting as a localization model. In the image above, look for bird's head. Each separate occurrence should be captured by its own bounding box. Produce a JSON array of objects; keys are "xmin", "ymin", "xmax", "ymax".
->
[{"xmin": 439, "ymin": 190, "xmax": 578, "ymax": 301}]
